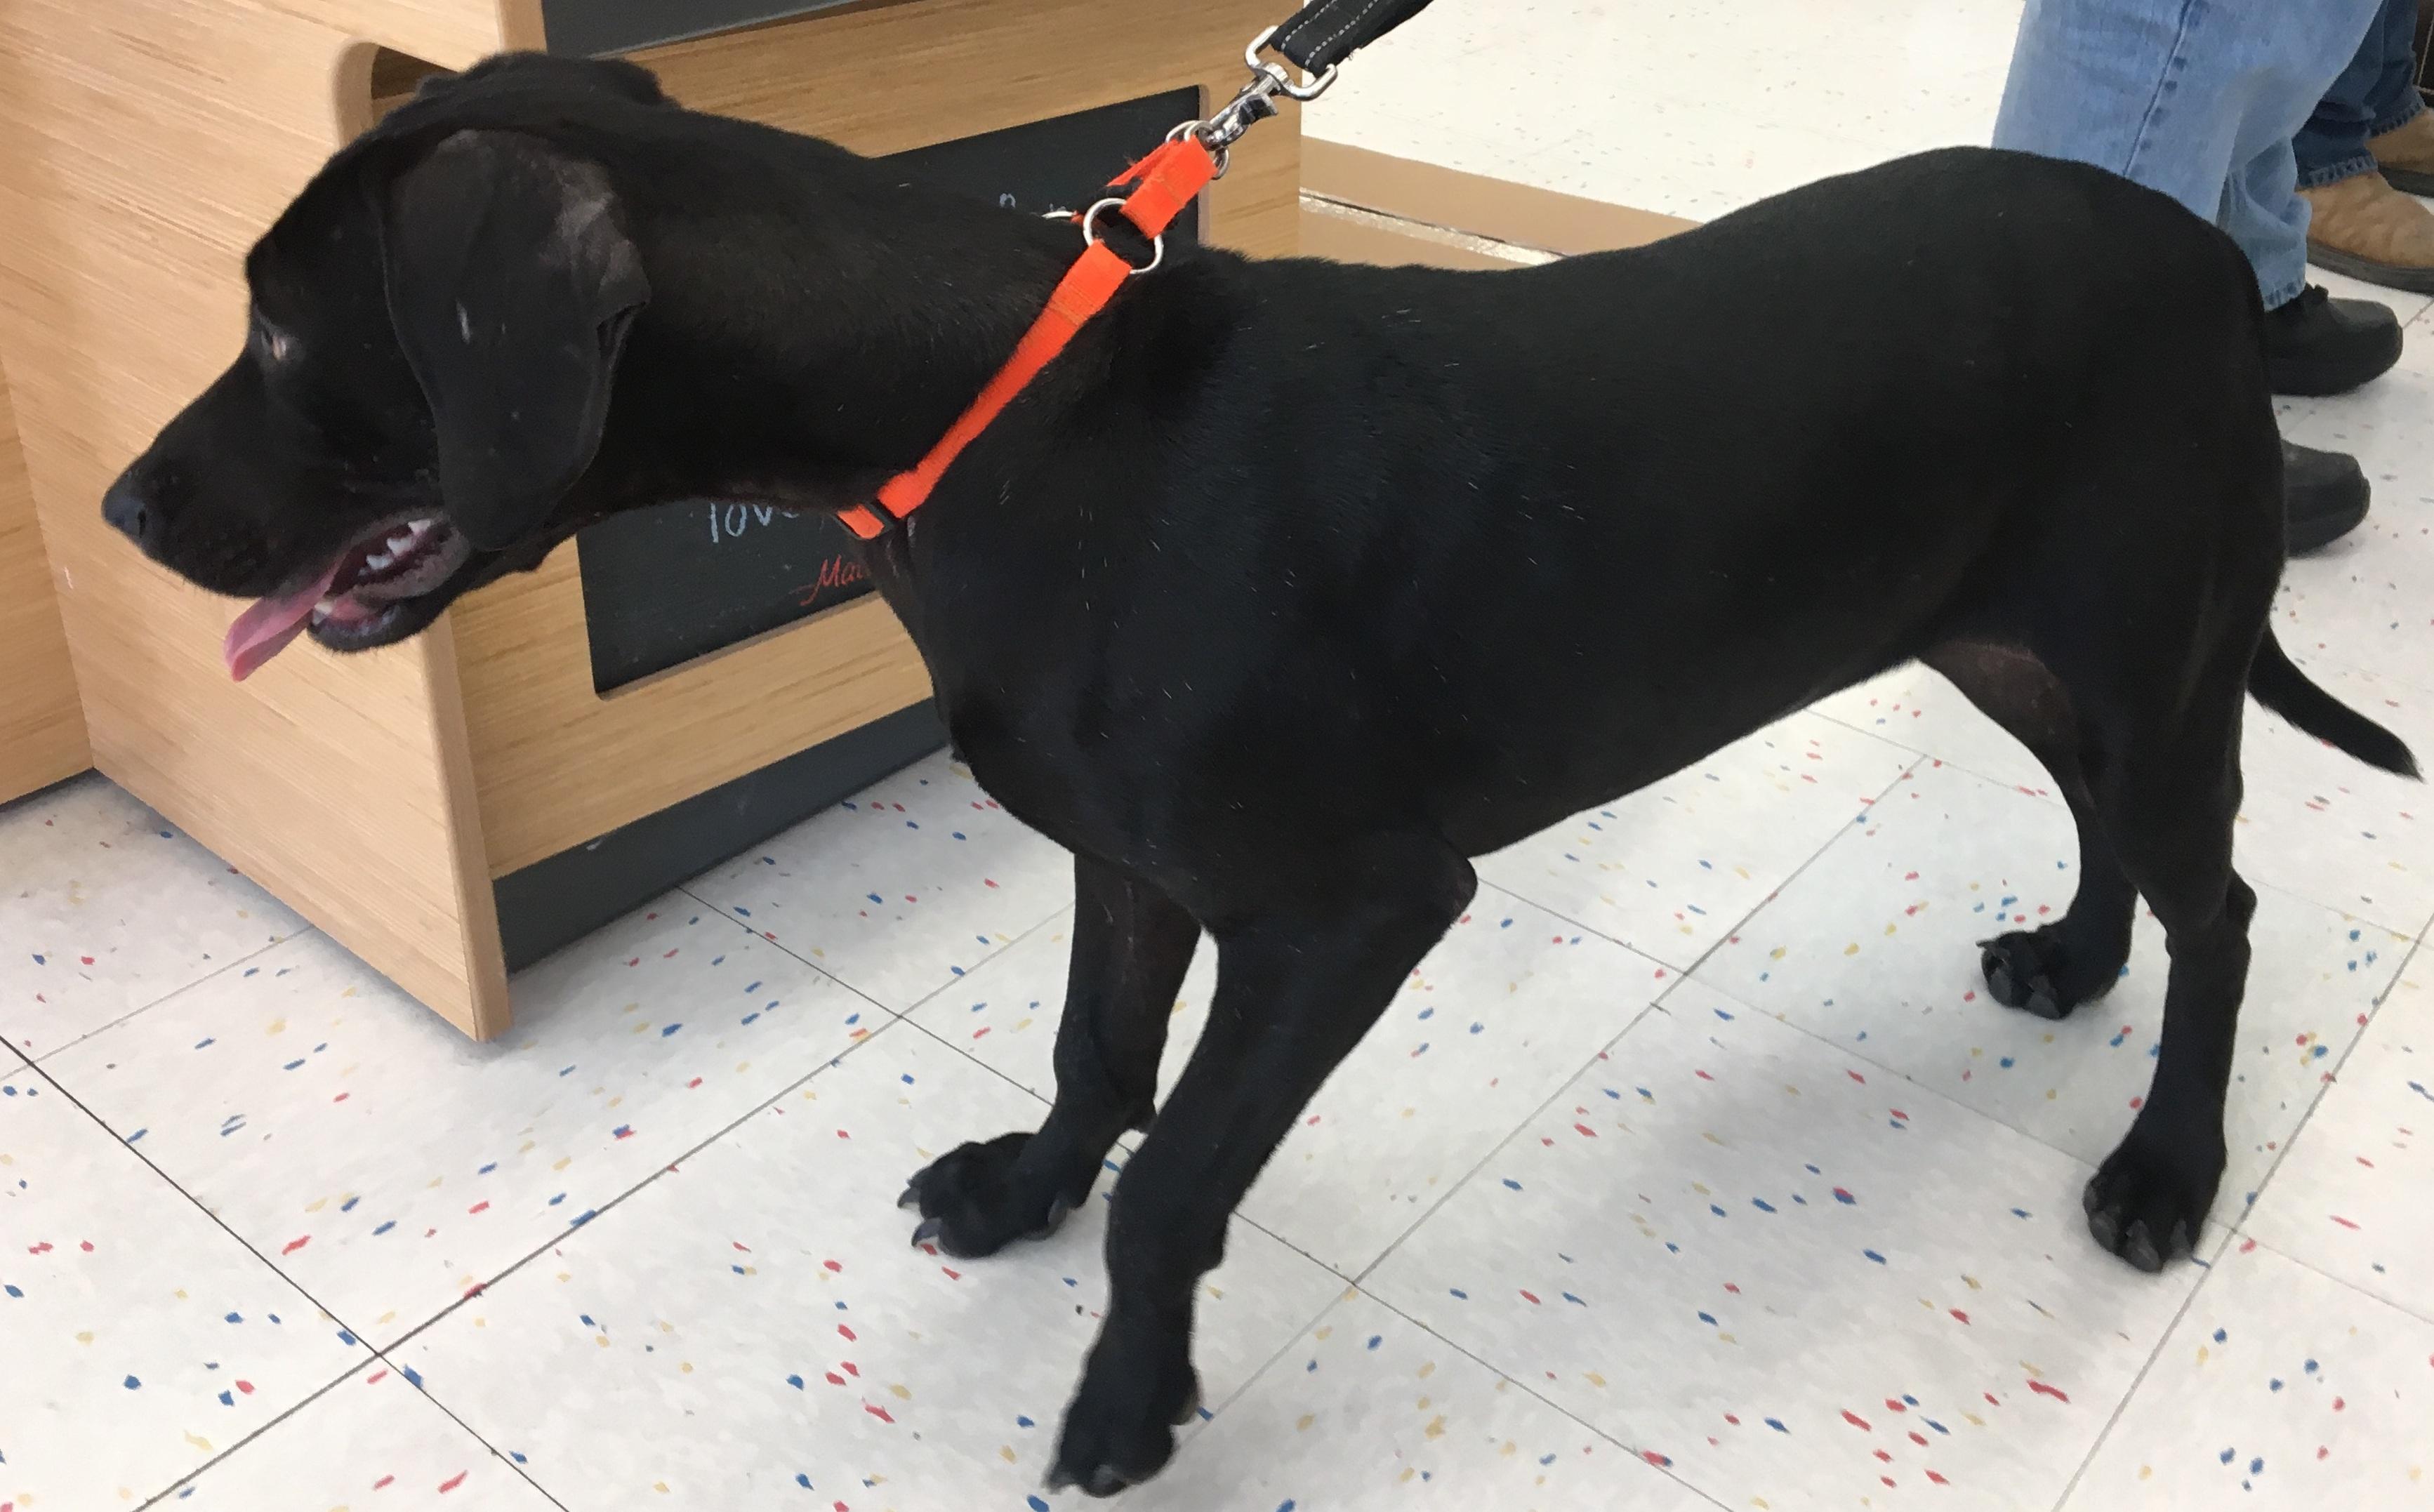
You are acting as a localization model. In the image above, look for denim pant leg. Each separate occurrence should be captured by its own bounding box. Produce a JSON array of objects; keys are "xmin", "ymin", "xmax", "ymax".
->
[
  {"xmin": 2294, "ymin": 0, "xmax": 2426, "ymax": 187},
  {"xmin": 1995, "ymin": 0, "xmax": 2387, "ymax": 308}
]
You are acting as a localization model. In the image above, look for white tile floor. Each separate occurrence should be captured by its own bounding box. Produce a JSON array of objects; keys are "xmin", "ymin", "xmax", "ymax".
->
[{"xmin": 8, "ymin": 4, "xmax": 2434, "ymax": 1509}]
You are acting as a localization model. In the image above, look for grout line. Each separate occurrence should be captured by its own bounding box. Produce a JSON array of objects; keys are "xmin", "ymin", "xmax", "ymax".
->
[
  {"xmin": 2242, "ymin": 1228, "xmax": 2434, "ymax": 1329},
  {"xmin": 6, "ymin": 1055, "xmax": 397, "ymax": 1507},
  {"xmin": 24, "ymin": 929, "xmax": 305, "ymax": 1068},
  {"xmin": 357, "ymin": 1360, "xmax": 578, "ymax": 1512},
  {"xmin": 2046, "ymin": 1233, "xmax": 2230, "ymax": 1512},
  {"xmin": 129, "ymin": 1358, "xmax": 477, "ymax": 1511},
  {"xmin": 674, "ymin": 877, "xmax": 1075, "ymax": 1026},
  {"xmin": 672, "ymin": 879, "xmax": 913, "ymax": 1027},
  {"xmin": 371, "ymin": 1014, "xmax": 916, "ymax": 1360},
  {"xmin": 135, "ymin": 1357, "xmax": 574, "ymax": 1512},
  {"xmin": 2233, "ymin": 934, "xmax": 2425, "ymax": 1242},
  {"xmin": 1340, "ymin": 1283, "xmax": 1736, "ymax": 1511},
  {"xmin": 1351, "ymin": 757, "xmax": 1929, "ymax": 1288},
  {"xmin": 1349, "ymin": 994, "xmax": 1665, "ymax": 1291}
]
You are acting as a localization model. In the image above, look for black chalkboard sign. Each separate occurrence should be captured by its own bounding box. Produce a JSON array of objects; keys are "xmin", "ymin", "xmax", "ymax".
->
[{"xmin": 578, "ymin": 88, "xmax": 1204, "ymax": 692}]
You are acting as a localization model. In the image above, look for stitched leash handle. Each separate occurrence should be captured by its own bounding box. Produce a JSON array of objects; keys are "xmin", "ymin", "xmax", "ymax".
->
[{"xmin": 1271, "ymin": 0, "xmax": 1437, "ymax": 72}]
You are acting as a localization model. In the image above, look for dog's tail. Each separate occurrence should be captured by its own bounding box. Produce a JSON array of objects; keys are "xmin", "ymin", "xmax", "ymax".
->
[{"xmin": 2249, "ymin": 630, "xmax": 2419, "ymax": 777}]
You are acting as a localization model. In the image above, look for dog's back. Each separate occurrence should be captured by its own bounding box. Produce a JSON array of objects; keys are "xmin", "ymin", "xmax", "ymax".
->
[{"xmin": 997, "ymin": 147, "xmax": 2280, "ymax": 850}]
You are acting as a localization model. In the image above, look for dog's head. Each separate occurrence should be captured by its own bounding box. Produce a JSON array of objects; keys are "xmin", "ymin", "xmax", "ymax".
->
[{"xmin": 103, "ymin": 55, "xmax": 668, "ymax": 679}]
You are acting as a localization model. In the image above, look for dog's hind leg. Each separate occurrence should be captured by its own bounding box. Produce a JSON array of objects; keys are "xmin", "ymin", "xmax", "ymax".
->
[
  {"xmin": 901, "ymin": 853, "xmax": 1200, "ymax": 1258},
  {"xmin": 1049, "ymin": 833, "xmax": 1476, "ymax": 1496},
  {"xmin": 1924, "ymin": 641, "xmax": 2137, "ymax": 1020},
  {"xmin": 2075, "ymin": 676, "xmax": 2253, "ymax": 1271}
]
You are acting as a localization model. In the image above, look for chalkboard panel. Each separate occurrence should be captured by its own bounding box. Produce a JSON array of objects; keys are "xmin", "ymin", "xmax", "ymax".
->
[
  {"xmin": 545, "ymin": 0, "xmax": 862, "ymax": 57},
  {"xmin": 578, "ymin": 88, "xmax": 1203, "ymax": 692}
]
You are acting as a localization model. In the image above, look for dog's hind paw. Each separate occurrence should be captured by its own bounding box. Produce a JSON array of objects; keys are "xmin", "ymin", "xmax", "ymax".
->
[
  {"xmin": 900, "ymin": 1132, "xmax": 1080, "ymax": 1259},
  {"xmin": 2082, "ymin": 1128, "xmax": 2222, "ymax": 1273},
  {"xmin": 1978, "ymin": 926, "xmax": 2122, "ymax": 1021}
]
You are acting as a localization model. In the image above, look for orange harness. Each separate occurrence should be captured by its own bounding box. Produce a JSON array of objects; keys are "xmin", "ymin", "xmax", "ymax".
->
[{"xmin": 835, "ymin": 136, "xmax": 1223, "ymax": 541}]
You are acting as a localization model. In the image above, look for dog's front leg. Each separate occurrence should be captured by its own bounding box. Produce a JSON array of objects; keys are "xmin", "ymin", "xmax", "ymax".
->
[
  {"xmin": 901, "ymin": 854, "xmax": 1199, "ymax": 1256},
  {"xmin": 1049, "ymin": 835, "xmax": 1476, "ymax": 1497}
]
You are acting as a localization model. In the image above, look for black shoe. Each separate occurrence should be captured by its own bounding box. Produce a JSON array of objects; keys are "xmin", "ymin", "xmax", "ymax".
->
[
  {"xmin": 2265, "ymin": 285, "xmax": 2403, "ymax": 396},
  {"xmin": 2283, "ymin": 439, "xmax": 2369, "ymax": 553}
]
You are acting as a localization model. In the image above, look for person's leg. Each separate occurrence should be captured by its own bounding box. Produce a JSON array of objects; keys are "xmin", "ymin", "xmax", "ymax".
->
[
  {"xmin": 2293, "ymin": 0, "xmax": 2410, "ymax": 190},
  {"xmin": 2295, "ymin": 0, "xmax": 2434, "ymax": 293},
  {"xmin": 1996, "ymin": 0, "xmax": 2385, "ymax": 304},
  {"xmin": 1995, "ymin": 0, "xmax": 2390, "ymax": 552},
  {"xmin": 2365, "ymin": 0, "xmax": 2434, "ymax": 196}
]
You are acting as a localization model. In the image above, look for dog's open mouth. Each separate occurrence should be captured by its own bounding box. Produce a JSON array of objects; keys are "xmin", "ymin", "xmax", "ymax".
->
[{"xmin": 221, "ymin": 514, "xmax": 475, "ymax": 680}]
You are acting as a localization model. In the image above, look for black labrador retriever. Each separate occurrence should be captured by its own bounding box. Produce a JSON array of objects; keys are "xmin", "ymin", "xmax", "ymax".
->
[{"xmin": 103, "ymin": 54, "xmax": 2417, "ymax": 1496}]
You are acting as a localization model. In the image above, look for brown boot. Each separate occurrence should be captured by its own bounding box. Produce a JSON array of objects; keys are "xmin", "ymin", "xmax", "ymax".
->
[
  {"xmin": 2372, "ymin": 108, "xmax": 2434, "ymax": 196},
  {"xmin": 2301, "ymin": 171, "xmax": 2434, "ymax": 293}
]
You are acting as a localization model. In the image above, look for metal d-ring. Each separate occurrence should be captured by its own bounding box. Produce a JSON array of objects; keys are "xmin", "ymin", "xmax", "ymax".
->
[
  {"xmin": 1168, "ymin": 118, "xmax": 1233, "ymax": 179},
  {"xmin": 1080, "ymin": 197, "xmax": 1165, "ymax": 276}
]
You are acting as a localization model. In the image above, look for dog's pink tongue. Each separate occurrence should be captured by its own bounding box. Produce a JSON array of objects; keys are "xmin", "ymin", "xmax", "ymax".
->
[{"xmin": 223, "ymin": 561, "xmax": 343, "ymax": 681}]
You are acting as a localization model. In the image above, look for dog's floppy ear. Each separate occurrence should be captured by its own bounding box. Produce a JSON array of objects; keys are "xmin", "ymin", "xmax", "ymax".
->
[{"xmin": 378, "ymin": 128, "xmax": 649, "ymax": 551}]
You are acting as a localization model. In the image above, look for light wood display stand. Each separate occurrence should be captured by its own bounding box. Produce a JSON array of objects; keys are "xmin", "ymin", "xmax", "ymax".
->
[
  {"xmin": 0, "ymin": 361, "xmax": 88, "ymax": 802},
  {"xmin": 0, "ymin": 0, "xmax": 1302, "ymax": 1038}
]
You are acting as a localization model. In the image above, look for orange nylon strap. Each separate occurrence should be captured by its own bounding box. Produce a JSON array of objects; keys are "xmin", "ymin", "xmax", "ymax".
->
[{"xmin": 838, "ymin": 138, "xmax": 1220, "ymax": 540}]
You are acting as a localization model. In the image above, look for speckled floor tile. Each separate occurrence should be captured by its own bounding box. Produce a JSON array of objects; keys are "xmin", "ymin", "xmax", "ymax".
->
[
  {"xmin": 165, "ymin": 1359, "xmax": 557, "ymax": 1511},
  {"xmin": 0, "ymin": 1066, "xmax": 369, "ymax": 1510},
  {"xmin": 43, "ymin": 898, "xmax": 866, "ymax": 1348},
  {"xmin": 1811, "ymin": 669, "xmax": 2057, "ymax": 797},
  {"xmin": 0, "ymin": 773, "xmax": 302, "ymax": 1060},
  {"xmin": 1694, "ymin": 760, "xmax": 2409, "ymax": 1213},
  {"xmin": 1367, "ymin": 983, "xmax": 2223, "ymax": 1512},
  {"xmin": 686, "ymin": 750, "xmax": 1076, "ymax": 1013},
  {"xmin": 1479, "ymin": 713, "xmax": 1917, "ymax": 970},
  {"xmin": 1303, "ymin": 0, "xmax": 2023, "ymax": 222},
  {"xmin": 2236, "ymin": 659, "xmax": 2434, "ymax": 935},
  {"xmin": 2063, "ymin": 1239, "xmax": 2434, "ymax": 1511},
  {"xmin": 397, "ymin": 1023, "xmax": 1345, "ymax": 1511},
  {"xmin": 911, "ymin": 887, "xmax": 1669, "ymax": 1277},
  {"xmin": 2244, "ymin": 960, "xmax": 2434, "ymax": 1322},
  {"xmin": 2275, "ymin": 324, "xmax": 2434, "ymax": 694},
  {"xmin": 1139, "ymin": 1292, "xmax": 1719, "ymax": 1512}
]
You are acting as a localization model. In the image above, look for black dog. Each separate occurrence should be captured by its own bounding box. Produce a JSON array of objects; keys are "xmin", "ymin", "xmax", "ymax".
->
[{"xmin": 105, "ymin": 54, "xmax": 2417, "ymax": 1496}]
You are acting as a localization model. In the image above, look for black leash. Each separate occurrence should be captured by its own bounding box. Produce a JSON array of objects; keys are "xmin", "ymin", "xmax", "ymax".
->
[{"xmin": 1269, "ymin": 0, "xmax": 1440, "ymax": 73}]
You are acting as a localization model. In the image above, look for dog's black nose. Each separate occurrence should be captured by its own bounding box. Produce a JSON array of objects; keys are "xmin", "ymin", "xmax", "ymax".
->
[{"xmin": 102, "ymin": 472, "xmax": 154, "ymax": 550}]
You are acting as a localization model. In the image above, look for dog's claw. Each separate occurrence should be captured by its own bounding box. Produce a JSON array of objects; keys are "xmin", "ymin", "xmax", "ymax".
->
[
  {"xmin": 910, "ymin": 1216, "xmax": 943, "ymax": 1249},
  {"xmin": 1028, "ymin": 1193, "xmax": 1075, "ymax": 1242},
  {"xmin": 1043, "ymin": 1464, "xmax": 1135, "ymax": 1499},
  {"xmin": 897, "ymin": 1183, "xmax": 922, "ymax": 1212},
  {"xmin": 2083, "ymin": 1134, "xmax": 2220, "ymax": 1275}
]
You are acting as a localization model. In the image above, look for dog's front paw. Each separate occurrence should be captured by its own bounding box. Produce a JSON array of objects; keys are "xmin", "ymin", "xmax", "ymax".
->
[
  {"xmin": 900, "ymin": 1132, "xmax": 1076, "ymax": 1259},
  {"xmin": 2082, "ymin": 1127, "xmax": 2223, "ymax": 1273},
  {"xmin": 1047, "ymin": 1330, "xmax": 1201, "ymax": 1498}
]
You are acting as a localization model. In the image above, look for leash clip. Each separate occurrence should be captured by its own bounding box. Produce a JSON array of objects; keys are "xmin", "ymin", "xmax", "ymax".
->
[
  {"xmin": 1245, "ymin": 23, "xmax": 1341, "ymax": 102},
  {"xmin": 1185, "ymin": 24, "xmax": 1340, "ymax": 165}
]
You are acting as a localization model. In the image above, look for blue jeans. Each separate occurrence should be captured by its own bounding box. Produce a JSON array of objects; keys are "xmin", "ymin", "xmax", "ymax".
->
[
  {"xmin": 1995, "ymin": 0, "xmax": 2387, "ymax": 310},
  {"xmin": 2294, "ymin": 0, "xmax": 2426, "ymax": 187}
]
